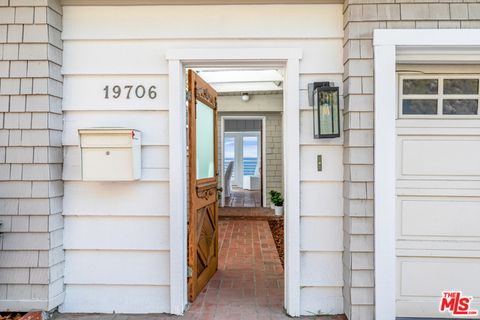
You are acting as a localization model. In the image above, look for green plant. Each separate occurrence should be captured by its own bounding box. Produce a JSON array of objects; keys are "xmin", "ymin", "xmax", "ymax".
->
[
  {"xmin": 269, "ymin": 190, "xmax": 279, "ymax": 198},
  {"xmin": 271, "ymin": 192, "xmax": 284, "ymax": 207}
]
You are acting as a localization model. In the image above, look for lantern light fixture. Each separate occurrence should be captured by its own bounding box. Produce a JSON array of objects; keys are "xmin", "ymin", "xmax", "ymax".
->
[{"xmin": 308, "ymin": 82, "xmax": 340, "ymax": 139}]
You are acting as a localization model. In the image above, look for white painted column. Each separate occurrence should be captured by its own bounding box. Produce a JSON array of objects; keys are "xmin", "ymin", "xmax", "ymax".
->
[
  {"xmin": 373, "ymin": 43, "xmax": 396, "ymax": 320},
  {"xmin": 284, "ymin": 57, "xmax": 301, "ymax": 317},
  {"xmin": 168, "ymin": 59, "xmax": 188, "ymax": 315}
]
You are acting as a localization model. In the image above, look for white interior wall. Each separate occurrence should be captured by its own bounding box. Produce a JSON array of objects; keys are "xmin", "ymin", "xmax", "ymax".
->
[{"xmin": 61, "ymin": 4, "xmax": 344, "ymax": 314}]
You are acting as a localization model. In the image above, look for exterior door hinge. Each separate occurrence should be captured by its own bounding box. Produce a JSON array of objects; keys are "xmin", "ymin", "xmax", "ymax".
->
[
  {"xmin": 187, "ymin": 266, "xmax": 193, "ymax": 278},
  {"xmin": 186, "ymin": 90, "xmax": 192, "ymax": 102}
]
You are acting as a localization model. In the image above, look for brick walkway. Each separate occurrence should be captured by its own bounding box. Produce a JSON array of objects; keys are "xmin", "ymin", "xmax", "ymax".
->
[
  {"xmin": 54, "ymin": 220, "xmax": 345, "ymax": 320},
  {"xmin": 184, "ymin": 220, "xmax": 284, "ymax": 320},
  {"xmin": 219, "ymin": 207, "xmax": 279, "ymax": 220}
]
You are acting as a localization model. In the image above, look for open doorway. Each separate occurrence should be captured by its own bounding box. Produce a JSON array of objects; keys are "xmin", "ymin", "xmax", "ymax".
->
[
  {"xmin": 222, "ymin": 118, "xmax": 264, "ymax": 208},
  {"xmin": 185, "ymin": 67, "xmax": 286, "ymax": 316}
]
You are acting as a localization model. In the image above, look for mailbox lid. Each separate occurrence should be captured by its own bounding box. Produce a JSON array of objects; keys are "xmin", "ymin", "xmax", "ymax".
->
[{"xmin": 79, "ymin": 128, "xmax": 141, "ymax": 148}]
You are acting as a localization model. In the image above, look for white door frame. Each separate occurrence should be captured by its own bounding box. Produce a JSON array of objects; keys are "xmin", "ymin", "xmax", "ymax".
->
[
  {"xmin": 220, "ymin": 115, "xmax": 267, "ymax": 207},
  {"xmin": 373, "ymin": 29, "xmax": 480, "ymax": 320},
  {"xmin": 166, "ymin": 48, "xmax": 302, "ymax": 316}
]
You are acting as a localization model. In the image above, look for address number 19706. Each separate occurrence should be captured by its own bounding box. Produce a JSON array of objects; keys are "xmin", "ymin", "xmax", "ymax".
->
[{"xmin": 103, "ymin": 85, "xmax": 157, "ymax": 99}]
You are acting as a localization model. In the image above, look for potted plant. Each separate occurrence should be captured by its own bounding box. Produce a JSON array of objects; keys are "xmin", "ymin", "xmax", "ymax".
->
[
  {"xmin": 271, "ymin": 192, "xmax": 284, "ymax": 216},
  {"xmin": 269, "ymin": 190, "xmax": 279, "ymax": 209},
  {"xmin": 269, "ymin": 190, "xmax": 276, "ymax": 209}
]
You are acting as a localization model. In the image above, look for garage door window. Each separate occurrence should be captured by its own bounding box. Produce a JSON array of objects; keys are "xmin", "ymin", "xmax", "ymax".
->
[{"xmin": 399, "ymin": 75, "xmax": 480, "ymax": 117}]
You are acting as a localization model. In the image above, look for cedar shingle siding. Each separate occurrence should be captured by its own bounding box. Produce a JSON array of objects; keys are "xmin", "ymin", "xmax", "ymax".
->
[
  {"xmin": 342, "ymin": 1, "xmax": 480, "ymax": 319},
  {"xmin": 0, "ymin": 0, "xmax": 64, "ymax": 311}
]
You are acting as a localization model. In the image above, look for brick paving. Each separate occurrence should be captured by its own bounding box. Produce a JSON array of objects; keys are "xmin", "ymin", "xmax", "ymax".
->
[
  {"xmin": 219, "ymin": 207, "xmax": 279, "ymax": 220},
  {"xmin": 54, "ymin": 220, "xmax": 345, "ymax": 320}
]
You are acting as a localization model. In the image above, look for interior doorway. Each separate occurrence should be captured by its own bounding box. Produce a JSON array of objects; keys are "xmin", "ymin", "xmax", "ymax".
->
[{"xmin": 221, "ymin": 117, "xmax": 266, "ymax": 208}]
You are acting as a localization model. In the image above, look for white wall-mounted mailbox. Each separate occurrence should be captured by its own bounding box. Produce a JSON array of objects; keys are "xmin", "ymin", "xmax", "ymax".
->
[{"xmin": 79, "ymin": 128, "xmax": 141, "ymax": 181}]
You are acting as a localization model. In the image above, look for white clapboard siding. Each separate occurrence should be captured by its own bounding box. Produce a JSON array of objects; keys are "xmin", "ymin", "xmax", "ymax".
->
[
  {"xmin": 64, "ymin": 216, "xmax": 170, "ymax": 250},
  {"xmin": 300, "ymin": 74, "xmax": 343, "ymax": 90},
  {"xmin": 300, "ymin": 181, "xmax": 343, "ymax": 216},
  {"xmin": 300, "ymin": 146, "xmax": 343, "ymax": 181},
  {"xmin": 300, "ymin": 217, "xmax": 343, "ymax": 252},
  {"xmin": 63, "ymin": 110, "xmax": 169, "ymax": 146},
  {"xmin": 300, "ymin": 287, "xmax": 344, "ymax": 315},
  {"xmin": 63, "ymin": 75, "xmax": 169, "ymax": 111},
  {"xmin": 59, "ymin": 284, "xmax": 170, "ymax": 313},
  {"xmin": 63, "ymin": 181, "xmax": 169, "ymax": 216},
  {"xmin": 300, "ymin": 252, "xmax": 343, "ymax": 287},
  {"xmin": 64, "ymin": 145, "xmax": 169, "ymax": 181},
  {"xmin": 62, "ymin": 3, "xmax": 344, "ymax": 315},
  {"xmin": 62, "ymin": 5, "xmax": 343, "ymax": 40},
  {"xmin": 63, "ymin": 39, "xmax": 343, "ymax": 76},
  {"xmin": 65, "ymin": 251, "xmax": 170, "ymax": 285}
]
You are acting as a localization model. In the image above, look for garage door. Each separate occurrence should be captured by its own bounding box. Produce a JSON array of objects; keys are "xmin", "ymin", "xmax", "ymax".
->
[{"xmin": 396, "ymin": 74, "xmax": 480, "ymax": 318}]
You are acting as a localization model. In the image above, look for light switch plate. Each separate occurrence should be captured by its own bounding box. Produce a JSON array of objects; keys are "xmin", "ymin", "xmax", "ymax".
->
[{"xmin": 317, "ymin": 155, "xmax": 322, "ymax": 172}]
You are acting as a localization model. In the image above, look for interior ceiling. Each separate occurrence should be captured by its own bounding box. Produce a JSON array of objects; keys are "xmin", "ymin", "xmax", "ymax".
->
[{"xmin": 194, "ymin": 68, "xmax": 284, "ymax": 95}]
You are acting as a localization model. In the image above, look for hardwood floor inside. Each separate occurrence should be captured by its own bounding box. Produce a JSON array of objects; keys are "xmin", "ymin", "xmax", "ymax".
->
[{"xmin": 224, "ymin": 186, "xmax": 261, "ymax": 208}]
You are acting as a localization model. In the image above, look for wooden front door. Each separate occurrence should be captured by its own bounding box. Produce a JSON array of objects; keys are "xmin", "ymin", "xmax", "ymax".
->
[{"xmin": 187, "ymin": 69, "xmax": 219, "ymax": 302}]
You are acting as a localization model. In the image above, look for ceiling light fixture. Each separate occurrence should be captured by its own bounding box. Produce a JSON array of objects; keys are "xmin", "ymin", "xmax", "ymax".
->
[{"xmin": 241, "ymin": 93, "xmax": 250, "ymax": 102}]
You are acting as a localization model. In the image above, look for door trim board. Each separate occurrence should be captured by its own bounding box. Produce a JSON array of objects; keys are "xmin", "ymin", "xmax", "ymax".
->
[{"xmin": 167, "ymin": 48, "xmax": 302, "ymax": 316}]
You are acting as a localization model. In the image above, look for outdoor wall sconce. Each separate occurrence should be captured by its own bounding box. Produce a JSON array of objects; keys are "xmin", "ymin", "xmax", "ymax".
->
[{"xmin": 308, "ymin": 82, "xmax": 340, "ymax": 139}]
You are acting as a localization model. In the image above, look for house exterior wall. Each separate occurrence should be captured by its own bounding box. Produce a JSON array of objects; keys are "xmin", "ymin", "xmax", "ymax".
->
[
  {"xmin": 265, "ymin": 113, "xmax": 283, "ymax": 205},
  {"xmin": 60, "ymin": 4, "xmax": 345, "ymax": 314},
  {"xmin": 0, "ymin": 0, "xmax": 64, "ymax": 311},
  {"xmin": 342, "ymin": 2, "xmax": 480, "ymax": 319},
  {"xmin": 3, "ymin": 1, "xmax": 476, "ymax": 317}
]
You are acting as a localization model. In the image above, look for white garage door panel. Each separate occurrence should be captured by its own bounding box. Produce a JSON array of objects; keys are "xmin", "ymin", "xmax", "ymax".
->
[
  {"xmin": 397, "ymin": 300, "xmax": 480, "ymax": 319},
  {"xmin": 399, "ymin": 198, "xmax": 480, "ymax": 238},
  {"xmin": 400, "ymin": 139, "xmax": 480, "ymax": 177},
  {"xmin": 398, "ymin": 257, "xmax": 480, "ymax": 297},
  {"xmin": 397, "ymin": 180, "xmax": 480, "ymax": 189},
  {"xmin": 396, "ymin": 73, "xmax": 480, "ymax": 318}
]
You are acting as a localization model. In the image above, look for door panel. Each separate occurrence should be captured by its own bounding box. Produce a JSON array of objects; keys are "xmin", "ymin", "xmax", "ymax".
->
[{"xmin": 187, "ymin": 70, "xmax": 219, "ymax": 302}]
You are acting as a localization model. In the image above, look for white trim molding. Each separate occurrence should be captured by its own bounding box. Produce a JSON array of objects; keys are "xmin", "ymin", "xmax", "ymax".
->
[
  {"xmin": 167, "ymin": 48, "xmax": 302, "ymax": 316},
  {"xmin": 373, "ymin": 29, "xmax": 480, "ymax": 320}
]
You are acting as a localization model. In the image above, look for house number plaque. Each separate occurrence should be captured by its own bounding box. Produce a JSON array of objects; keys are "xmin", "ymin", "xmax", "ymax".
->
[{"xmin": 103, "ymin": 85, "xmax": 157, "ymax": 99}]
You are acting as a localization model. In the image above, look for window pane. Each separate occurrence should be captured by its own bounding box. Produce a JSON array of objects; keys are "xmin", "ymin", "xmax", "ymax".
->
[
  {"xmin": 403, "ymin": 79, "xmax": 438, "ymax": 95},
  {"xmin": 443, "ymin": 99, "xmax": 479, "ymax": 115},
  {"xmin": 243, "ymin": 136, "xmax": 258, "ymax": 176},
  {"xmin": 224, "ymin": 136, "xmax": 235, "ymax": 180},
  {"xmin": 444, "ymin": 79, "xmax": 479, "ymax": 95},
  {"xmin": 402, "ymin": 99, "xmax": 438, "ymax": 115},
  {"xmin": 196, "ymin": 101, "xmax": 215, "ymax": 179},
  {"xmin": 319, "ymin": 90, "xmax": 337, "ymax": 135}
]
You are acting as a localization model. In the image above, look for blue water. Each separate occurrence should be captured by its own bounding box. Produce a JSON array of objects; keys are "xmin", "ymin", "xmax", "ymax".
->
[{"xmin": 224, "ymin": 157, "xmax": 258, "ymax": 176}]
